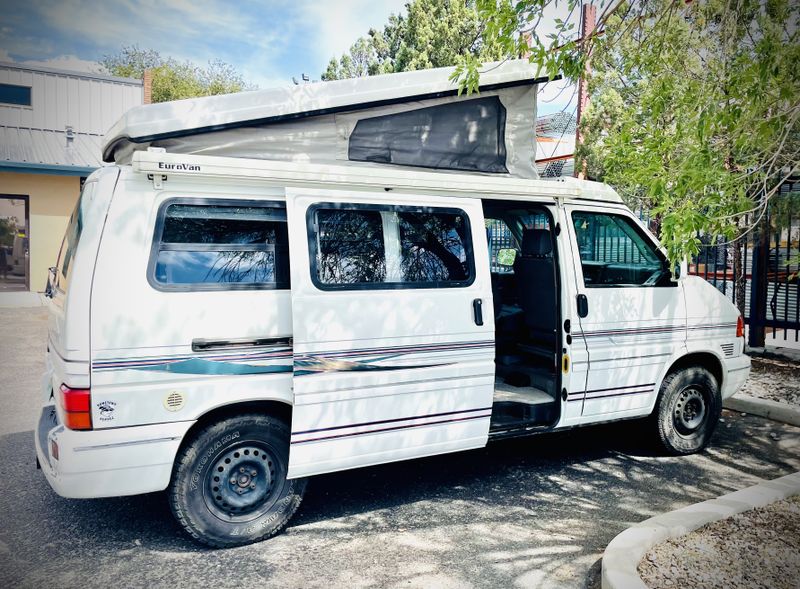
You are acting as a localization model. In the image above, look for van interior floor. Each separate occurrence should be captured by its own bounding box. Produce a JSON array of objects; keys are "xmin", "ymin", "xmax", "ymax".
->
[{"xmin": 490, "ymin": 373, "xmax": 558, "ymax": 430}]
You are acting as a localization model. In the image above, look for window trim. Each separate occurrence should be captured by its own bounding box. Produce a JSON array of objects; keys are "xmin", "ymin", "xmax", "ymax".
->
[
  {"xmin": 147, "ymin": 197, "xmax": 290, "ymax": 292},
  {"xmin": 570, "ymin": 210, "xmax": 674, "ymax": 289},
  {"xmin": 306, "ymin": 202, "xmax": 477, "ymax": 291}
]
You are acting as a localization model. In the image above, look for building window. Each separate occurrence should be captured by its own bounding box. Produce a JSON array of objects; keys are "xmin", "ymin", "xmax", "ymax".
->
[
  {"xmin": 149, "ymin": 200, "xmax": 290, "ymax": 291},
  {"xmin": 0, "ymin": 84, "xmax": 32, "ymax": 107},
  {"xmin": 310, "ymin": 204, "xmax": 475, "ymax": 290}
]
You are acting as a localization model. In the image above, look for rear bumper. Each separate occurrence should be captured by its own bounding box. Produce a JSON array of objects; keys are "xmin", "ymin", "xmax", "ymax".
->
[
  {"xmin": 721, "ymin": 354, "xmax": 751, "ymax": 400},
  {"xmin": 35, "ymin": 405, "xmax": 195, "ymax": 499}
]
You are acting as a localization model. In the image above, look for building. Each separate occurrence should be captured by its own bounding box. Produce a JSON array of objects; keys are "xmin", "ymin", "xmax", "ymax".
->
[
  {"xmin": 0, "ymin": 62, "xmax": 142, "ymax": 292},
  {"xmin": 535, "ymin": 111, "xmax": 576, "ymax": 178}
]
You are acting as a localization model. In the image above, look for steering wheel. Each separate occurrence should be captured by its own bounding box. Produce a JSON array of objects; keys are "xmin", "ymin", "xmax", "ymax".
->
[{"xmin": 643, "ymin": 268, "xmax": 666, "ymax": 286}]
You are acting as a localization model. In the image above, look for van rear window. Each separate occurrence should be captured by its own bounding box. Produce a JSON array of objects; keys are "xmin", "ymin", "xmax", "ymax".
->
[
  {"xmin": 55, "ymin": 182, "xmax": 94, "ymax": 294},
  {"xmin": 149, "ymin": 200, "xmax": 289, "ymax": 291},
  {"xmin": 310, "ymin": 204, "xmax": 474, "ymax": 290}
]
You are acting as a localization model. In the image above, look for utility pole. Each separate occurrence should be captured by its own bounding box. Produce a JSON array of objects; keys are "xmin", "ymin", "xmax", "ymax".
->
[{"xmin": 574, "ymin": 3, "xmax": 596, "ymax": 179}]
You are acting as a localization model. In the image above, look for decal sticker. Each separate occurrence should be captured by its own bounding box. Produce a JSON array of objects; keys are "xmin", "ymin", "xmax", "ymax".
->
[
  {"xmin": 97, "ymin": 400, "xmax": 117, "ymax": 422},
  {"xmin": 158, "ymin": 162, "xmax": 200, "ymax": 171}
]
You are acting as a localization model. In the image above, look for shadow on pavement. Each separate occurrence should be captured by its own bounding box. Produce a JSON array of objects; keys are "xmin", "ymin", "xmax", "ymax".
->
[{"xmin": 1, "ymin": 412, "xmax": 797, "ymax": 588}]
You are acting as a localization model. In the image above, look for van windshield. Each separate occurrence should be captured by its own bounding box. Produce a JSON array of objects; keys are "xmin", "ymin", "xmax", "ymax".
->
[{"xmin": 56, "ymin": 182, "xmax": 93, "ymax": 293}]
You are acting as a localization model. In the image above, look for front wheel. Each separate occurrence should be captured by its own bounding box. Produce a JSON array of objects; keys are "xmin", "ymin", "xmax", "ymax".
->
[
  {"xmin": 169, "ymin": 413, "xmax": 306, "ymax": 548},
  {"xmin": 652, "ymin": 366, "xmax": 721, "ymax": 455}
]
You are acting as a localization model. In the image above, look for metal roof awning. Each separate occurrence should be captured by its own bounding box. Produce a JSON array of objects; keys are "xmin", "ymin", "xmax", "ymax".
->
[{"xmin": 0, "ymin": 126, "xmax": 102, "ymax": 175}]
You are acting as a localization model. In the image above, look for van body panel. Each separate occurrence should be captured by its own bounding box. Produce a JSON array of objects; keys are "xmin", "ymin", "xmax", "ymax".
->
[
  {"xmin": 683, "ymin": 275, "xmax": 750, "ymax": 398},
  {"xmin": 35, "ymin": 416, "xmax": 193, "ymax": 498},
  {"xmin": 90, "ymin": 173, "xmax": 293, "ymax": 428},
  {"xmin": 720, "ymin": 354, "xmax": 750, "ymax": 399},
  {"xmin": 49, "ymin": 168, "xmax": 118, "ymax": 360},
  {"xmin": 554, "ymin": 204, "xmax": 590, "ymax": 426},
  {"xmin": 565, "ymin": 205, "xmax": 688, "ymax": 420},
  {"xmin": 285, "ymin": 188, "xmax": 496, "ymax": 478},
  {"xmin": 46, "ymin": 167, "xmax": 118, "ymax": 428},
  {"xmin": 683, "ymin": 275, "xmax": 743, "ymax": 358},
  {"xmin": 35, "ymin": 153, "xmax": 751, "ymax": 509}
]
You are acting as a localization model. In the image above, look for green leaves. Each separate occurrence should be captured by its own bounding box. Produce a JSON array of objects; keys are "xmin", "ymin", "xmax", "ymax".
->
[
  {"xmin": 475, "ymin": 0, "xmax": 799, "ymax": 266},
  {"xmin": 101, "ymin": 46, "xmax": 250, "ymax": 102},
  {"xmin": 322, "ymin": 0, "xmax": 505, "ymax": 82}
]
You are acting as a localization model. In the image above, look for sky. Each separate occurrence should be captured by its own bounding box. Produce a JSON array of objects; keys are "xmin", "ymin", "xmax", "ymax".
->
[{"xmin": 0, "ymin": 0, "xmax": 577, "ymax": 115}]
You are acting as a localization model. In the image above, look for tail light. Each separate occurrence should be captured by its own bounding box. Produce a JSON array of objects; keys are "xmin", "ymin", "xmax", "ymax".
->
[
  {"xmin": 58, "ymin": 384, "xmax": 92, "ymax": 430},
  {"xmin": 736, "ymin": 316, "xmax": 744, "ymax": 338}
]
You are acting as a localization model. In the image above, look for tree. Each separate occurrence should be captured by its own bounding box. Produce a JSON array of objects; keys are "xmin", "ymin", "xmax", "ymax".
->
[
  {"xmin": 0, "ymin": 217, "xmax": 17, "ymax": 248},
  {"xmin": 101, "ymin": 46, "xmax": 251, "ymax": 102},
  {"xmin": 322, "ymin": 0, "xmax": 504, "ymax": 81},
  {"xmin": 456, "ymin": 0, "xmax": 799, "ymax": 273}
]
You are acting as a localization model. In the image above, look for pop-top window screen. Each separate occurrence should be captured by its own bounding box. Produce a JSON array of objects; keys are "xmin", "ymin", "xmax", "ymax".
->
[{"xmin": 348, "ymin": 96, "xmax": 508, "ymax": 173}]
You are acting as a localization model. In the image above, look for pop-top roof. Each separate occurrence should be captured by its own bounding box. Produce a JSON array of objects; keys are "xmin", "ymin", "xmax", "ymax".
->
[{"xmin": 102, "ymin": 60, "xmax": 548, "ymax": 165}]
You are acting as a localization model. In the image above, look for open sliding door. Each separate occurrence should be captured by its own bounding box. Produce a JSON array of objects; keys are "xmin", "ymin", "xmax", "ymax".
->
[{"xmin": 285, "ymin": 188, "xmax": 495, "ymax": 479}]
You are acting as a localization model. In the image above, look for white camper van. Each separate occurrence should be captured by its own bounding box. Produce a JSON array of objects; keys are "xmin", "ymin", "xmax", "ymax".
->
[{"xmin": 35, "ymin": 61, "xmax": 750, "ymax": 547}]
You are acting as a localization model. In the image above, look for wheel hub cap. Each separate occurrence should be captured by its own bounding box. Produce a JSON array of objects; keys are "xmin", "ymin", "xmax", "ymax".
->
[
  {"xmin": 205, "ymin": 445, "xmax": 277, "ymax": 518},
  {"xmin": 674, "ymin": 387, "xmax": 707, "ymax": 432}
]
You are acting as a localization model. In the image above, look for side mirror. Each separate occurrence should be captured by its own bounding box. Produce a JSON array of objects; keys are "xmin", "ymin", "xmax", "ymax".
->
[
  {"xmin": 44, "ymin": 266, "xmax": 57, "ymax": 298},
  {"xmin": 496, "ymin": 248, "xmax": 517, "ymax": 267},
  {"xmin": 674, "ymin": 258, "xmax": 688, "ymax": 281}
]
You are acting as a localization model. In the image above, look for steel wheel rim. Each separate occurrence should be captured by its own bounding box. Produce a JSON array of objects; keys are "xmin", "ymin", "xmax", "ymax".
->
[
  {"xmin": 673, "ymin": 386, "xmax": 707, "ymax": 435},
  {"xmin": 203, "ymin": 441, "xmax": 281, "ymax": 523}
]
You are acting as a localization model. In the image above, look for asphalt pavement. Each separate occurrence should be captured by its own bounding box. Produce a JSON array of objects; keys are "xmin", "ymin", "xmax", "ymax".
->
[{"xmin": 1, "ymin": 307, "xmax": 799, "ymax": 589}]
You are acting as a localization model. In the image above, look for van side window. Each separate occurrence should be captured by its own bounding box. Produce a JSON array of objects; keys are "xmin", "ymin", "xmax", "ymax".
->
[
  {"xmin": 316, "ymin": 209, "xmax": 386, "ymax": 284},
  {"xmin": 56, "ymin": 182, "xmax": 93, "ymax": 293},
  {"xmin": 311, "ymin": 205, "xmax": 474, "ymax": 289},
  {"xmin": 150, "ymin": 200, "xmax": 289, "ymax": 290},
  {"xmin": 572, "ymin": 211, "xmax": 666, "ymax": 287}
]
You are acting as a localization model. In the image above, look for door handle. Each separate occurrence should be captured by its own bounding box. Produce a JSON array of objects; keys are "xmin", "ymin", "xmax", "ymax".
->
[
  {"xmin": 472, "ymin": 298, "xmax": 484, "ymax": 326},
  {"xmin": 576, "ymin": 294, "xmax": 589, "ymax": 318},
  {"xmin": 192, "ymin": 336, "xmax": 292, "ymax": 352}
]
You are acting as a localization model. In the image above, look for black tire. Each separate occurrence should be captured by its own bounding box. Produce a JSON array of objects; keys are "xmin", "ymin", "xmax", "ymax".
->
[
  {"xmin": 169, "ymin": 413, "xmax": 306, "ymax": 548},
  {"xmin": 652, "ymin": 366, "xmax": 721, "ymax": 455}
]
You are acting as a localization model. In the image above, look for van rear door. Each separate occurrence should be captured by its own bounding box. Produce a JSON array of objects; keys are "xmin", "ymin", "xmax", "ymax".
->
[
  {"xmin": 47, "ymin": 168, "xmax": 118, "ymax": 400},
  {"xmin": 285, "ymin": 188, "xmax": 495, "ymax": 479}
]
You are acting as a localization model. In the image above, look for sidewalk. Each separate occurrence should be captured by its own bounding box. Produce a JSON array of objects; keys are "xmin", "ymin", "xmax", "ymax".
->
[
  {"xmin": 745, "ymin": 324, "xmax": 800, "ymax": 361},
  {"xmin": 0, "ymin": 291, "xmax": 45, "ymax": 308}
]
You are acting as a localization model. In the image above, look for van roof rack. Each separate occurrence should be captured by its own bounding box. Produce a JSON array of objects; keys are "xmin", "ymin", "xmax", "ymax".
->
[{"xmin": 132, "ymin": 150, "xmax": 624, "ymax": 205}]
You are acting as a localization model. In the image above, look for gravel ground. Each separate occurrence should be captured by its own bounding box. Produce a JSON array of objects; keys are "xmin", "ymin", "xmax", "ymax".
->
[
  {"xmin": 739, "ymin": 356, "xmax": 800, "ymax": 407},
  {"xmin": 638, "ymin": 495, "xmax": 800, "ymax": 589}
]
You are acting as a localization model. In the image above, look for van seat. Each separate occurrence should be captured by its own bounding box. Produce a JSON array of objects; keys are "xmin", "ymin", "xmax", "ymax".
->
[{"xmin": 513, "ymin": 228, "xmax": 557, "ymax": 359}]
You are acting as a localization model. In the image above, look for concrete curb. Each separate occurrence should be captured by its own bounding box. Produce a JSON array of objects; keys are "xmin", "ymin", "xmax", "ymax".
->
[
  {"xmin": 724, "ymin": 394, "xmax": 800, "ymax": 427},
  {"xmin": 601, "ymin": 471, "xmax": 800, "ymax": 589},
  {"xmin": 748, "ymin": 346, "xmax": 800, "ymax": 363}
]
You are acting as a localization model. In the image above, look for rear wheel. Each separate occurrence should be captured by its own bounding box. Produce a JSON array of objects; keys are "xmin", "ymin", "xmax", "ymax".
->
[
  {"xmin": 652, "ymin": 366, "xmax": 721, "ymax": 455},
  {"xmin": 169, "ymin": 413, "xmax": 306, "ymax": 548}
]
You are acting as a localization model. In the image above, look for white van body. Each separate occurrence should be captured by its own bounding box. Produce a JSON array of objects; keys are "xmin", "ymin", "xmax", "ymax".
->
[
  {"xmin": 36, "ymin": 150, "xmax": 750, "ymax": 515},
  {"xmin": 34, "ymin": 60, "xmax": 750, "ymax": 547}
]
